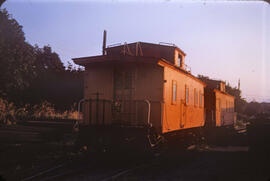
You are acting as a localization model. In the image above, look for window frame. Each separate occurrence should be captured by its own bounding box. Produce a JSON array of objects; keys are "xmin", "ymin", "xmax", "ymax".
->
[
  {"xmin": 199, "ymin": 91, "xmax": 203, "ymax": 107},
  {"xmin": 194, "ymin": 88, "xmax": 198, "ymax": 106},
  {"xmin": 172, "ymin": 80, "xmax": 177, "ymax": 105},
  {"xmin": 185, "ymin": 85, "xmax": 189, "ymax": 105},
  {"xmin": 177, "ymin": 54, "xmax": 182, "ymax": 67}
]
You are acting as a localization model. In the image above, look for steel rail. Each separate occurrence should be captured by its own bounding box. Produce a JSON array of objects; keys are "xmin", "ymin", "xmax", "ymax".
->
[
  {"xmin": 100, "ymin": 158, "xmax": 157, "ymax": 181},
  {"xmin": 21, "ymin": 162, "xmax": 69, "ymax": 181}
]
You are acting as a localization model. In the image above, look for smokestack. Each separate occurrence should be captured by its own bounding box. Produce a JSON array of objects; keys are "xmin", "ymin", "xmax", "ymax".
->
[{"xmin": 102, "ymin": 30, "xmax": 107, "ymax": 55}]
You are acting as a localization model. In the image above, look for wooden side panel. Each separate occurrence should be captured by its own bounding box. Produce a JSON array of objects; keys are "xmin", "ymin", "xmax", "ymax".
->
[
  {"xmin": 83, "ymin": 64, "xmax": 114, "ymax": 125},
  {"xmin": 84, "ymin": 64, "xmax": 114, "ymax": 99},
  {"xmin": 162, "ymin": 67, "xmax": 205, "ymax": 133},
  {"xmin": 134, "ymin": 64, "xmax": 164, "ymax": 132},
  {"xmin": 215, "ymin": 92, "xmax": 235, "ymax": 127}
]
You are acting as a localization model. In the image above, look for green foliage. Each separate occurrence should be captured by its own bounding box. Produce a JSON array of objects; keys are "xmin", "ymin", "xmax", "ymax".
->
[
  {"xmin": 244, "ymin": 102, "xmax": 262, "ymax": 116},
  {"xmin": 34, "ymin": 45, "xmax": 65, "ymax": 73},
  {"xmin": 0, "ymin": 8, "xmax": 83, "ymax": 112},
  {"xmin": 0, "ymin": 9, "xmax": 37, "ymax": 96},
  {"xmin": 0, "ymin": 0, "xmax": 5, "ymax": 7},
  {"xmin": 244, "ymin": 102, "xmax": 270, "ymax": 117},
  {"xmin": 30, "ymin": 101, "xmax": 78, "ymax": 120},
  {"xmin": 225, "ymin": 83, "xmax": 247, "ymax": 114},
  {"xmin": 0, "ymin": 98, "xmax": 17, "ymax": 124},
  {"xmin": 0, "ymin": 98, "xmax": 78, "ymax": 124}
]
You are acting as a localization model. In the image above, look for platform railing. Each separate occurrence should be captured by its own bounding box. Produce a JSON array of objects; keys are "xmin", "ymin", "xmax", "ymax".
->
[{"xmin": 77, "ymin": 99, "xmax": 154, "ymax": 128}]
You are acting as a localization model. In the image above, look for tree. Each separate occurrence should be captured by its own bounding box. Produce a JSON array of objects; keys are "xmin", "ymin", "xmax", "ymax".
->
[
  {"xmin": 0, "ymin": 0, "xmax": 5, "ymax": 7},
  {"xmin": 244, "ymin": 101, "xmax": 263, "ymax": 116},
  {"xmin": 225, "ymin": 83, "xmax": 247, "ymax": 114},
  {"xmin": 0, "ymin": 9, "xmax": 37, "ymax": 97},
  {"xmin": 0, "ymin": 7, "xmax": 83, "ymax": 110},
  {"xmin": 34, "ymin": 45, "xmax": 65, "ymax": 73}
]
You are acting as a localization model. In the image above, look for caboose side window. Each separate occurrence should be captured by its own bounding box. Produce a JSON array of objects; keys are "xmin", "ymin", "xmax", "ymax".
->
[
  {"xmin": 194, "ymin": 89, "xmax": 198, "ymax": 106},
  {"xmin": 172, "ymin": 81, "xmax": 177, "ymax": 104},
  {"xmin": 185, "ymin": 86, "xmax": 189, "ymax": 104},
  {"xmin": 199, "ymin": 91, "xmax": 202, "ymax": 107}
]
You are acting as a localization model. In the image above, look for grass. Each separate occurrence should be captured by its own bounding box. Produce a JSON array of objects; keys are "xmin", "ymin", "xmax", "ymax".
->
[{"xmin": 0, "ymin": 98, "xmax": 78, "ymax": 125}]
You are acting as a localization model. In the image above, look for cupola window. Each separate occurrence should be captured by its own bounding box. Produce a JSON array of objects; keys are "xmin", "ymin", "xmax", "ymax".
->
[{"xmin": 178, "ymin": 54, "xmax": 182, "ymax": 67}]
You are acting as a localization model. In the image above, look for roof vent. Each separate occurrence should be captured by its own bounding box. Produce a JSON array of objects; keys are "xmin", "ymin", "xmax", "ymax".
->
[{"xmin": 159, "ymin": 42, "xmax": 176, "ymax": 47}]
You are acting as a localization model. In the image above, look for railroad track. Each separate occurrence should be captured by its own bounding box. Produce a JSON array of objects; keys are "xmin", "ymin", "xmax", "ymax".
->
[
  {"xmin": 100, "ymin": 159, "xmax": 157, "ymax": 181},
  {"xmin": 21, "ymin": 163, "xmax": 144, "ymax": 181},
  {"xmin": 21, "ymin": 152, "xmax": 157, "ymax": 181},
  {"xmin": 16, "ymin": 121, "xmax": 247, "ymax": 181},
  {"xmin": 19, "ymin": 130, "xmax": 247, "ymax": 181},
  {"xmin": 21, "ymin": 161, "xmax": 76, "ymax": 181}
]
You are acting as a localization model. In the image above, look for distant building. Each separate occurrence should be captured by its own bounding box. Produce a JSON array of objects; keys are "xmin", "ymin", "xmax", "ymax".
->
[
  {"xmin": 73, "ymin": 42, "xmax": 206, "ymax": 134},
  {"xmin": 199, "ymin": 77, "xmax": 236, "ymax": 127}
]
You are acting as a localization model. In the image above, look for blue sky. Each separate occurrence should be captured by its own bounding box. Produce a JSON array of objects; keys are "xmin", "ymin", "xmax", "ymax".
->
[{"xmin": 2, "ymin": 0, "xmax": 270, "ymax": 102}]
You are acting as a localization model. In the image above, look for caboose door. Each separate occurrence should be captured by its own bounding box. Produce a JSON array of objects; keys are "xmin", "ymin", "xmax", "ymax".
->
[
  {"xmin": 113, "ymin": 68, "xmax": 133, "ymax": 100},
  {"xmin": 180, "ymin": 100, "xmax": 185, "ymax": 128},
  {"xmin": 113, "ymin": 66, "xmax": 135, "ymax": 124}
]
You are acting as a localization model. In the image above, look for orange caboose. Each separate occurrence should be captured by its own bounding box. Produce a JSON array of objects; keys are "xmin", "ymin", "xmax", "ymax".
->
[
  {"xmin": 199, "ymin": 78, "xmax": 236, "ymax": 128},
  {"xmin": 73, "ymin": 42, "xmax": 206, "ymax": 135}
]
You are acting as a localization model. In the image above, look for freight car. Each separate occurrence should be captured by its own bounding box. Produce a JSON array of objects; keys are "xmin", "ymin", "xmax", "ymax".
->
[
  {"xmin": 199, "ymin": 78, "xmax": 236, "ymax": 128},
  {"xmin": 199, "ymin": 78, "xmax": 237, "ymax": 142},
  {"xmin": 72, "ymin": 34, "xmax": 236, "ymax": 151}
]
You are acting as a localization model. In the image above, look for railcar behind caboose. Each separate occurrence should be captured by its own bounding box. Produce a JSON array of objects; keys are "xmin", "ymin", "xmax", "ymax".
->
[
  {"xmin": 200, "ymin": 79, "xmax": 236, "ymax": 128},
  {"xmin": 73, "ymin": 41, "xmax": 206, "ymax": 149}
]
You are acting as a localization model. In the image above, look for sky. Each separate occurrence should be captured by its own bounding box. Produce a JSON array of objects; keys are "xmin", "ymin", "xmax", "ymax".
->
[{"xmin": 2, "ymin": 0, "xmax": 270, "ymax": 102}]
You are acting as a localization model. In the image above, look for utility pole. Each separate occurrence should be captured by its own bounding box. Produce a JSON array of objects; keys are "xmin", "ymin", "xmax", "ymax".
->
[{"xmin": 102, "ymin": 30, "xmax": 107, "ymax": 55}]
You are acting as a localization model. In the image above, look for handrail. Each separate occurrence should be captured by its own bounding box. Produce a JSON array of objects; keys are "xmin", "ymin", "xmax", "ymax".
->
[
  {"xmin": 76, "ymin": 98, "xmax": 154, "ymax": 127},
  {"xmin": 159, "ymin": 42, "xmax": 176, "ymax": 47},
  {"xmin": 144, "ymin": 99, "xmax": 151, "ymax": 127},
  {"xmin": 73, "ymin": 98, "xmax": 87, "ymax": 130},
  {"xmin": 184, "ymin": 64, "xmax": 191, "ymax": 73},
  {"xmin": 107, "ymin": 43, "xmax": 122, "ymax": 48},
  {"xmin": 77, "ymin": 98, "xmax": 87, "ymax": 120}
]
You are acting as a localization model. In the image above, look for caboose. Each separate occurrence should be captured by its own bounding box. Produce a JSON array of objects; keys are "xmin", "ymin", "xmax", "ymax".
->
[
  {"xmin": 200, "ymin": 78, "xmax": 236, "ymax": 128},
  {"xmin": 73, "ymin": 40, "xmax": 206, "ymax": 148}
]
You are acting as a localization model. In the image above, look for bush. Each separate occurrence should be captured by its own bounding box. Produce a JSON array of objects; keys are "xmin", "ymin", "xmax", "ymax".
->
[
  {"xmin": 0, "ymin": 98, "xmax": 17, "ymax": 124},
  {"xmin": 0, "ymin": 98, "xmax": 78, "ymax": 125}
]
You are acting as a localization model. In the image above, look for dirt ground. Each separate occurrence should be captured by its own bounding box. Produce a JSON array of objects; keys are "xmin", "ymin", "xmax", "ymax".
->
[
  {"xmin": 0, "ymin": 120, "xmax": 79, "ymax": 181},
  {"xmin": 117, "ymin": 147, "xmax": 270, "ymax": 181},
  {"xmin": 1, "ymin": 119, "xmax": 270, "ymax": 181}
]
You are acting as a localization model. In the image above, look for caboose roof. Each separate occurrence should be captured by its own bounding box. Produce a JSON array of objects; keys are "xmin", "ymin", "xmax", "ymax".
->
[
  {"xmin": 213, "ymin": 89, "xmax": 235, "ymax": 98},
  {"xmin": 73, "ymin": 55, "xmax": 159, "ymax": 65},
  {"xmin": 73, "ymin": 54, "xmax": 205, "ymax": 86},
  {"xmin": 105, "ymin": 41, "xmax": 186, "ymax": 56}
]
